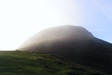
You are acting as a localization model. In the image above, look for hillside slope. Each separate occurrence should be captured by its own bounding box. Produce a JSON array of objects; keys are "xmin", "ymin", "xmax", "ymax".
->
[
  {"xmin": 0, "ymin": 51, "xmax": 107, "ymax": 75},
  {"xmin": 18, "ymin": 25, "xmax": 112, "ymax": 73}
]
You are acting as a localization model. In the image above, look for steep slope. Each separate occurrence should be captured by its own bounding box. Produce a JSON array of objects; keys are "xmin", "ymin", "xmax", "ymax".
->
[
  {"xmin": 0, "ymin": 51, "xmax": 106, "ymax": 75},
  {"xmin": 17, "ymin": 25, "xmax": 112, "ymax": 73}
]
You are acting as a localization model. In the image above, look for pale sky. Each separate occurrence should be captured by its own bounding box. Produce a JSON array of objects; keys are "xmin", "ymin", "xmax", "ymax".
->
[{"xmin": 0, "ymin": 0, "xmax": 112, "ymax": 50}]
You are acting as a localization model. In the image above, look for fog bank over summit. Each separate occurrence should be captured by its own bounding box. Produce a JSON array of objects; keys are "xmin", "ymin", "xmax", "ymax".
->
[{"xmin": 18, "ymin": 25, "xmax": 94, "ymax": 51}]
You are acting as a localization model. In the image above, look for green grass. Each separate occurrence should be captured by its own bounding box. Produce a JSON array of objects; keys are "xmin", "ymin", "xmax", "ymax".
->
[{"xmin": 0, "ymin": 51, "xmax": 107, "ymax": 75}]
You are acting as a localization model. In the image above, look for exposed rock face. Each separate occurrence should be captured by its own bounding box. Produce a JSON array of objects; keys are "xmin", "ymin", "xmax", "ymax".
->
[{"xmin": 17, "ymin": 25, "xmax": 112, "ymax": 73}]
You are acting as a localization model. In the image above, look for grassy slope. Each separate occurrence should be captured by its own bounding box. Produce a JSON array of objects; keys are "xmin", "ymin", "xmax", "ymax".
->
[{"xmin": 0, "ymin": 51, "xmax": 107, "ymax": 75}]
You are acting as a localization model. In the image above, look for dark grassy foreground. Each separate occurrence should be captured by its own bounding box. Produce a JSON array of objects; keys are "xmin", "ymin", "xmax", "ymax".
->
[{"xmin": 0, "ymin": 51, "xmax": 107, "ymax": 75}]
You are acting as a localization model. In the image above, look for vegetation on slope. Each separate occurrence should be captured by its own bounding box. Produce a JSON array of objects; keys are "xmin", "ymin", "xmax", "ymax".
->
[{"xmin": 0, "ymin": 51, "xmax": 107, "ymax": 75}]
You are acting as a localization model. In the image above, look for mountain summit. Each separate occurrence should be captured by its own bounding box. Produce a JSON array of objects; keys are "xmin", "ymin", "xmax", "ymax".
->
[
  {"xmin": 17, "ymin": 25, "xmax": 112, "ymax": 73},
  {"xmin": 18, "ymin": 25, "xmax": 94, "ymax": 50}
]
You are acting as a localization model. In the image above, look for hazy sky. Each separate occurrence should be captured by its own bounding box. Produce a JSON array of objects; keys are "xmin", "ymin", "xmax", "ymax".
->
[{"xmin": 0, "ymin": 0, "xmax": 112, "ymax": 50}]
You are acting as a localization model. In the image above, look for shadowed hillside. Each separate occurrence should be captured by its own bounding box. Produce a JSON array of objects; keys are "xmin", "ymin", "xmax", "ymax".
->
[
  {"xmin": 17, "ymin": 25, "xmax": 112, "ymax": 74},
  {"xmin": 0, "ymin": 51, "xmax": 107, "ymax": 75}
]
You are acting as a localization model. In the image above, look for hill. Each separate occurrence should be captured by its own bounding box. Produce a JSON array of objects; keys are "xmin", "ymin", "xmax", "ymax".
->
[
  {"xmin": 0, "ymin": 51, "xmax": 107, "ymax": 75},
  {"xmin": 17, "ymin": 25, "xmax": 112, "ymax": 73}
]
